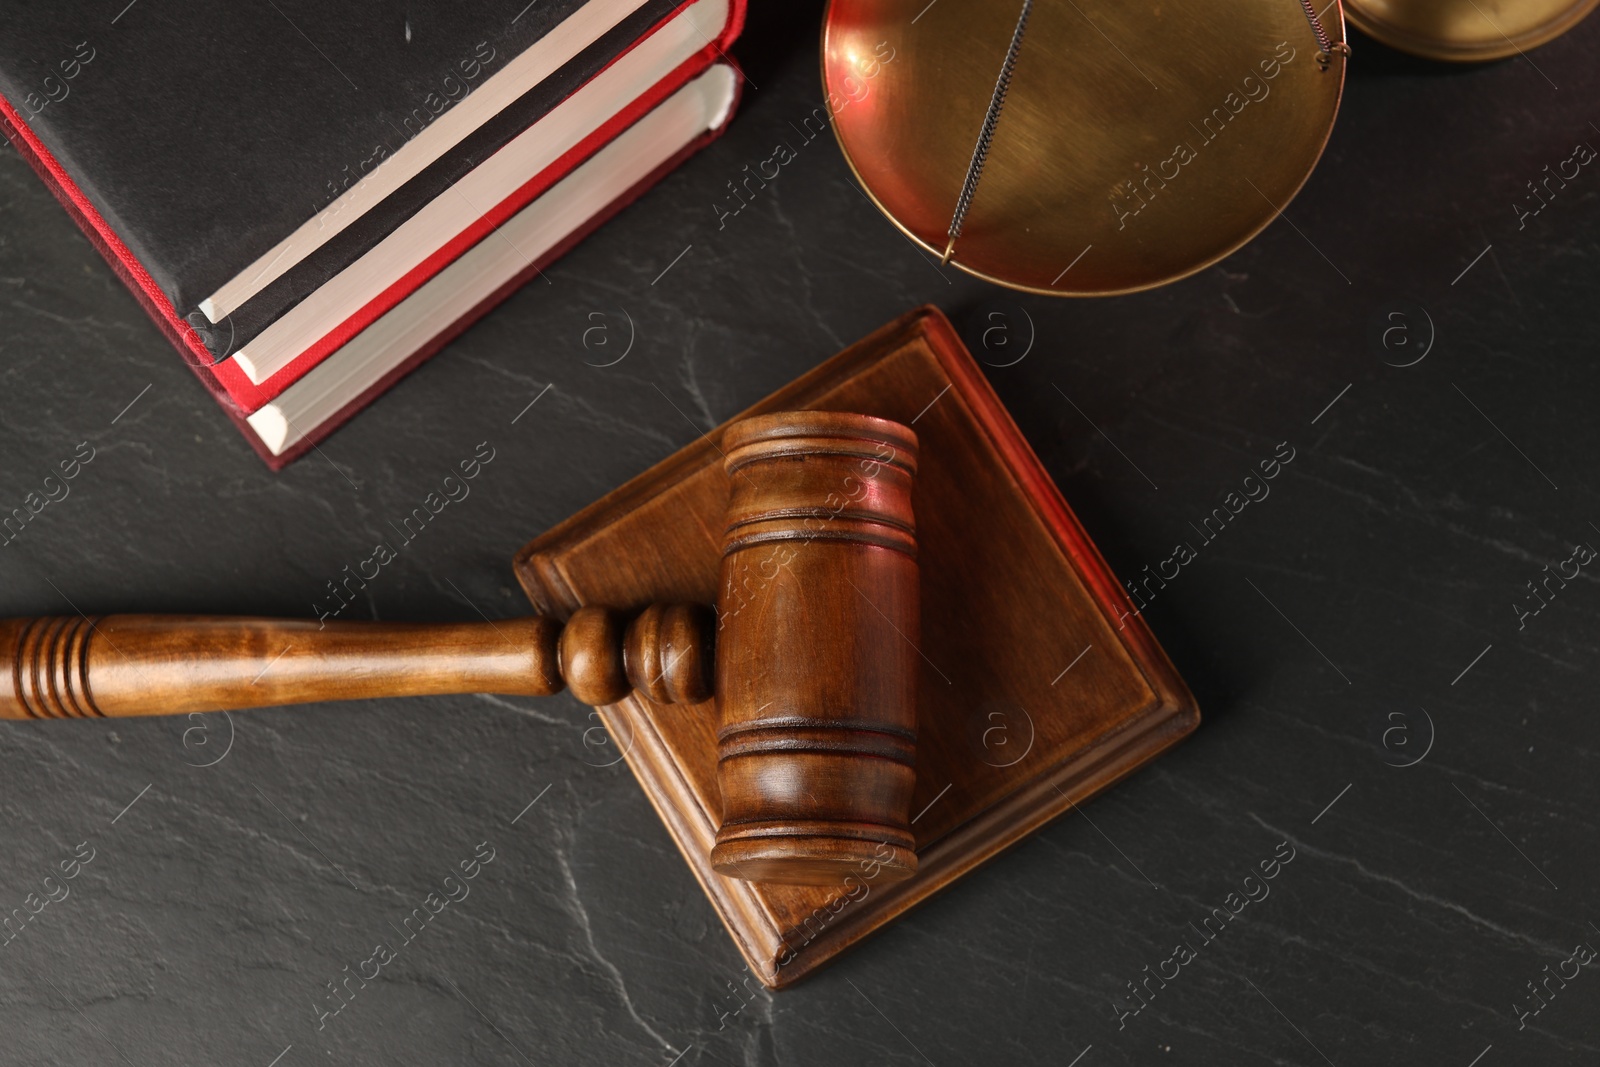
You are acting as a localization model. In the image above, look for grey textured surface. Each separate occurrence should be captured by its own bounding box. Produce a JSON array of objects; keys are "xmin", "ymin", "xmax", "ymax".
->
[{"xmin": 2, "ymin": 4, "xmax": 1598, "ymax": 1065}]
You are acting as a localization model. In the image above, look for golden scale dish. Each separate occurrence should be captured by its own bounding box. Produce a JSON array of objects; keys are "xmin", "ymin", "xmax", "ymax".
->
[
  {"xmin": 822, "ymin": 0, "xmax": 1593, "ymax": 297},
  {"xmin": 1343, "ymin": 0, "xmax": 1598, "ymax": 61},
  {"xmin": 823, "ymin": 0, "xmax": 1350, "ymax": 296}
]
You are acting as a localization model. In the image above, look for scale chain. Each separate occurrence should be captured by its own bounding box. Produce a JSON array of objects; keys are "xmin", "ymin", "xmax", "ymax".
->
[
  {"xmin": 1296, "ymin": 0, "xmax": 1350, "ymax": 66},
  {"xmin": 943, "ymin": 0, "xmax": 1033, "ymax": 264}
]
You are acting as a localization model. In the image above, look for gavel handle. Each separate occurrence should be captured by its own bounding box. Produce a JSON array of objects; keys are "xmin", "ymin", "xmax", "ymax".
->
[{"xmin": 0, "ymin": 606, "xmax": 714, "ymax": 720}]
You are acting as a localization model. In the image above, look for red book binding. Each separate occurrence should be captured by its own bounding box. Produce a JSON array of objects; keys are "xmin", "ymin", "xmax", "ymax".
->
[{"xmin": 257, "ymin": 68, "xmax": 743, "ymax": 471}]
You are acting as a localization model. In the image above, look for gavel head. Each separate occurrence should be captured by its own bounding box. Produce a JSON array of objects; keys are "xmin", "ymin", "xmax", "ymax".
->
[{"xmin": 711, "ymin": 412, "xmax": 920, "ymax": 887}]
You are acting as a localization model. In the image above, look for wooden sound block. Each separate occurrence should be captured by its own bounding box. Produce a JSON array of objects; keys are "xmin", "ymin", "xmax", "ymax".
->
[{"xmin": 513, "ymin": 306, "xmax": 1199, "ymax": 988}]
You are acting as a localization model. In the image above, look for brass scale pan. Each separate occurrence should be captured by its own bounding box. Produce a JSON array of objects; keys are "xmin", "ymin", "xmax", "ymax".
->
[
  {"xmin": 823, "ymin": 0, "xmax": 1350, "ymax": 296},
  {"xmin": 1343, "ymin": 0, "xmax": 1598, "ymax": 62}
]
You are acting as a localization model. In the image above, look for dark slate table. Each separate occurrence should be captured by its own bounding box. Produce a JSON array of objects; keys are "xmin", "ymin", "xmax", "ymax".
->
[{"xmin": 2, "ymin": 4, "xmax": 1597, "ymax": 1065}]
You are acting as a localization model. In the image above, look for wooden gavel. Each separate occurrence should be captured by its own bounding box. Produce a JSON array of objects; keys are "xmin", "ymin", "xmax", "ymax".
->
[{"xmin": 0, "ymin": 412, "xmax": 921, "ymax": 887}]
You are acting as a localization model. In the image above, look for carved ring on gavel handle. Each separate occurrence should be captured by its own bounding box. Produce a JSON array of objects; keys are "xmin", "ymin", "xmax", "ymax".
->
[{"xmin": 0, "ymin": 411, "xmax": 921, "ymax": 889}]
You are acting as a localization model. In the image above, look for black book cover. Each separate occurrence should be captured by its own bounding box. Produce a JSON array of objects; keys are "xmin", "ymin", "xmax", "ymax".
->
[{"xmin": 0, "ymin": 0, "xmax": 687, "ymax": 359}]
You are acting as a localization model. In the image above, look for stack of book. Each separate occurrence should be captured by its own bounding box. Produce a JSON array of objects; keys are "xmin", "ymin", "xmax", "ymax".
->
[{"xmin": 0, "ymin": 0, "xmax": 743, "ymax": 466}]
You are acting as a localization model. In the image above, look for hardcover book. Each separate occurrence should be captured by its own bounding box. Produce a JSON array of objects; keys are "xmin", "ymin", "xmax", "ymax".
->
[
  {"xmin": 0, "ymin": 0, "xmax": 738, "ymax": 359},
  {"xmin": 0, "ymin": 0, "xmax": 744, "ymax": 466}
]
